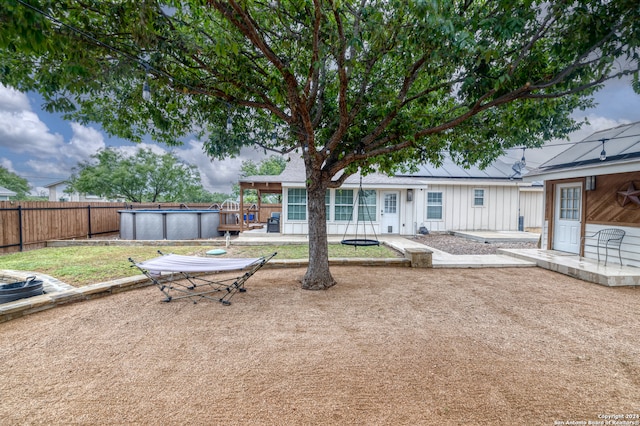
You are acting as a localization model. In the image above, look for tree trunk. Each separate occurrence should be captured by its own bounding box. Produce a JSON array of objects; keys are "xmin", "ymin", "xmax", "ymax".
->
[{"xmin": 301, "ymin": 178, "xmax": 336, "ymax": 290}]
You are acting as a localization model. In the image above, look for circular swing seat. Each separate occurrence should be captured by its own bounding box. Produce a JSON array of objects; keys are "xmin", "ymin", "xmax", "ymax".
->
[{"xmin": 340, "ymin": 238, "xmax": 380, "ymax": 247}]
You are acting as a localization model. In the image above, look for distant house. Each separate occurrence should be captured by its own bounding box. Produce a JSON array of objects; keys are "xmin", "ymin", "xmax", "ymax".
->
[
  {"xmin": 0, "ymin": 186, "xmax": 17, "ymax": 201},
  {"xmin": 526, "ymin": 121, "xmax": 640, "ymax": 267},
  {"xmin": 44, "ymin": 180, "xmax": 109, "ymax": 202},
  {"xmin": 240, "ymin": 156, "xmax": 543, "ymax": 236}
]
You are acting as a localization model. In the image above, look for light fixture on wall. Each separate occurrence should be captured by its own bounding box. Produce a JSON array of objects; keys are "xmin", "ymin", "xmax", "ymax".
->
[
  {"xmin": 599, "ymin": 139, "xmax": 607, "ymax": 161},
  {"xmin": 585, "ymin": 175, "xmax": 596, "ymax": 191},
  {"xmin": 407, "ymin": 188, "xmax": 413, "ymax": 202}
]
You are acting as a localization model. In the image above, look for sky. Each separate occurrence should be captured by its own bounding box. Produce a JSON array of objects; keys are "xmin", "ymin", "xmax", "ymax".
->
[{"xmin": 1, "ymin": 78, "xmax": 640, "ymax": 197}]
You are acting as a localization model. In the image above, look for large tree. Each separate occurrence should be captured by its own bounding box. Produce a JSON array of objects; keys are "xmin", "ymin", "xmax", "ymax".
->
[
  {"xmin": 0, "ymin": 166, "xmax": 30, "ymax": 199},
  {"xmin": 67, "ymin": 147, "xmax": 209, "ymax": 202},
  {"xmin": 1, "ymin": 1, "xmax": 638, "ymax": 289}
]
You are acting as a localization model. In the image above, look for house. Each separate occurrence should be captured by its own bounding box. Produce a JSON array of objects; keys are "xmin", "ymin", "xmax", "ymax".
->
[
  {"xmin": 44, "ymin": 180, "xmax": 110, "ymax": 202},
  {"xmin": 0, "ymin": 186, "xmax": 17, "ymax": 200},
  {"xmin": 526, "ymin": 121, "xmax": 640, "ymax": 267},
  {"xmin": 396, "ymin": 157, "xmax": 543, "ymax": 233},
  {"xmin": 240, "ymin": 156, "xmax": 543, "ymax": 236}
]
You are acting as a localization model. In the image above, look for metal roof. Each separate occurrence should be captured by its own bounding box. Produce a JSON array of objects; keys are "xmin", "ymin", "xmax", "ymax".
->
[
  {"xmin": 395, "ymin": 156, "xmax": 521, "ymax": 180},
  {"xmin": 275, "ymin": 156, "xmax": 422, "ymax": 187},
  {"xmin": 536, "ymin": 121, "xmax": 640, "ymax": 171},
  {"xmin": 247, "ymin": 154, "xmax": 527, "ymax": 187},
  {"xmin": 0, "ymin": 186, "xmax": 17, "ymax": 196}
]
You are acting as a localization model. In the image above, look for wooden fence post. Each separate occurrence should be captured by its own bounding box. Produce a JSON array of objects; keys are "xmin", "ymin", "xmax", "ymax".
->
[{"xmin": 18, "ymin": 205, "xmax": 24, "ymax": 252}]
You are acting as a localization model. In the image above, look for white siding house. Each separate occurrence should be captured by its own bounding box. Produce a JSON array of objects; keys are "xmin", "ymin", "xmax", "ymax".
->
[
  {"xmin": 250, "ymin": 156, "xmax": 542, "ymax": 236},
  {"xmin": 526, "ymin": 121, "xmax": 640, "ymax": 267},
  {"xmin": 0, "ymin": 186, "xmax": 17, "ymax": 200},
  {"xmin": 45, "ymin": 180, "xmax": 110, "ymax": 202}
]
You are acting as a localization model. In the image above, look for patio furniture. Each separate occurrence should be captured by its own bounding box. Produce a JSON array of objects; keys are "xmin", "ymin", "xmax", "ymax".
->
[
  {"xmin": 581, "ymin": 228, "xmax": 625, "ymax": 266},
  {"xmin": 130, "ymin": 252, "xmax": 276, "ymax": 305},
  {"xmin": 267, "ymin": 216, "xmax": 280, "ymax": 233}
]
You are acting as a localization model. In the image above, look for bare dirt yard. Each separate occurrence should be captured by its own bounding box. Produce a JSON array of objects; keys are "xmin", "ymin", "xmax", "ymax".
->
[{"xmin": 1, "ymin": 266, "xmax": 639, "ymax": 425}]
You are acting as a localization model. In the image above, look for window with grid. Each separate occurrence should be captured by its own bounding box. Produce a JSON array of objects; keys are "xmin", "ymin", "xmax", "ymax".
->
[
  {"xmin": 473, "ymin": 189, "xmax": 485, "ymax": 206},
  {"xmin": 334, "ymin": 189, "xmax": 353, "ymax": 221},
  {"xmin": 427, "ymin": 192, "xmax": 443, "ymax": 219},
  {"xmin": 559, "ymin": 187, "xmax": 580, "ymax": 220},
  {"xmin": 325, "ymin": 189, "xmax": 330, "ymax": 220},
  {"xmin": 357, "ymin": 190, "xmax": 377, "ymax": 221},
  {"xmin": 287, "ymin": 188, "xmax": 307, "ymax": 220}
]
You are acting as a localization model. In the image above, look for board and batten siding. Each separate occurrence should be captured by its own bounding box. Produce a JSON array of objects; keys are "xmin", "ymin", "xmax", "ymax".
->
[
  {"xmin": 519, "ymin": 188, "xmax": 544, "ymax": 229},
  {"xmin": 418, "ymin": 183, "xmax": 522, "ymax": 232},
  {"xmin": 583, "ymin": 223, "xmax": 640, "ymax": 268}
]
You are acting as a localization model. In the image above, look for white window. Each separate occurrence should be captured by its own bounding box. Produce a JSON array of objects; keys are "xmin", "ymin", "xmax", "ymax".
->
[
  {"xmin": 325, "ymin": 189, "xmax": 331, "ymax": 220},
  {"xmin": 427, "ymin": 192, "xmax": 443, "ymax": 220},
  {"xmin": 334, "ymin": 189, "xmax": 353, "ymax": 221},
  {"xmin": 559, "ymin": 187, "xmax": 580, "ymax": 220},
  {"xmin": 473, "ymin": 189, "xmax": 485, "ymax": 207},
  {"xmin": 357, "ymin": 190, "xmax": 377, "ymax": 221},
  {"xmin": 287, "ymin": 188, "xmax": 307, "ymax": 220}
]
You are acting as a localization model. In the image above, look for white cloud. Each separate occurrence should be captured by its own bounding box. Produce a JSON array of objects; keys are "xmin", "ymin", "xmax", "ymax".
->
[
  {"xmin": 0, "ymin": 84, "xmax": 31, "ymax": 112},
  {"xmin": 0, "ymin": 108, "xmax": 64, "ymax": 155},
  {"xmin": 65, "ymin": 123, "xmax": 106, "ymax": 161},
  {"xmin": 175, "ymin": 140, "xmax": 269, "ymax": 194},
  {"xmin": 0, "ymin": 84, "xmax": 114, "ymax": 188},
  {"xmin": 0, "ymin": 158, "xmax": 15, "ymax": 173}
]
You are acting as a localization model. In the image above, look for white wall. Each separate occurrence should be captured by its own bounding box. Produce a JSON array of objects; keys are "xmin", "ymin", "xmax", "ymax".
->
[
  {"xmin": 415, "ymin": 183, "xmax": 522, "ymax": 232},
  {"xmin": 47, "ymin": 183, "xmax": 80, "ymax": 202},
  {"xmin": 281, "ymin": 182, "xmax": 540, "ymax": 235},
  {"xmin": 583, "ymin": 224, "xmax": 640, "ymax": 268},
  {"xmin": 519, "ymin": 188, "xmax": 544, "ymax": 229},
  {"xmin": 281, "ymin": 186, "xmax": 415, "ymax": 236}
]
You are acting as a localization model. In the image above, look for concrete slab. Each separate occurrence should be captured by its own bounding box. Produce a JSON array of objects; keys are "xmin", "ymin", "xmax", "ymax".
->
[
  {"xmin": 453, "ymin": 231, "xmax": 541, "ymax": 243},
  {"xmin": 500, "ymin": 249, "xmax": 640, "ymax": 287}
]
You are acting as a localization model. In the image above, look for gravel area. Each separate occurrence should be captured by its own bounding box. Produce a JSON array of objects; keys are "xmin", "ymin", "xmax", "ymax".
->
[
  {"xmin": 1, "ymin": 266, "xmax": 639, "ymax": 425},
  {"xmin": 410, "ymin": 232, "xmax": 538, "ymax": 255}
]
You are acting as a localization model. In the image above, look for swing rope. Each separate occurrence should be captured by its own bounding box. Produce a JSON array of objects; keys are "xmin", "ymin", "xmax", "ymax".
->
[{"xmin": 341, "ymin": 176, "xmax": 380, "ymax": 247}]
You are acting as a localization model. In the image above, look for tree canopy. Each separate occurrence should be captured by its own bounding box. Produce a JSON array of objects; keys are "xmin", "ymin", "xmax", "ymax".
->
[
  {"xmin": 0, "ymin": 166, "xmax": 30, "ymax": 199},
  {"xmin": 234, "ymin": 155, "xmax": 287, "ymax": 203},
  {"xmin": 1, "ymin": 0, "xmax": 638, "ymax": 289},
  {"xmin": 66, "ymin": 148, "xmax": 209, "ymax": 203},
  {"xmin": 240, "ymin": 156, "xmax": 287, "ymax": 178}
]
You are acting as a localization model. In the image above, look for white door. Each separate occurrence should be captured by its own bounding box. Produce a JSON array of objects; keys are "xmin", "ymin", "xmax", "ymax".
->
[
  {"xmin": 381, "ymin": 191, "xmax": 400, "ymax": 234},
  {"xmin": 553, "ymin": 183, "xmax": 582, "ymax": 253}
]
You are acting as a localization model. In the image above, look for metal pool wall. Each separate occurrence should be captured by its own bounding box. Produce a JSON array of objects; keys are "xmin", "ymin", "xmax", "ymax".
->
[{"xmin": 118, "ymin": 210, "xmax": 221, "ymax": 240}]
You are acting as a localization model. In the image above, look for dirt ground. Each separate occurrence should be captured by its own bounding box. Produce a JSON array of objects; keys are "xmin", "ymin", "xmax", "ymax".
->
[{"xmin": 1, "ymin": 266, "xmax": 639, "ymax": 425}]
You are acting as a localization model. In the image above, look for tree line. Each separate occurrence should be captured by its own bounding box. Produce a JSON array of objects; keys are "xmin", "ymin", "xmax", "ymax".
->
[{"xmin": 1, "ymin": 149, "xmax": 285, "ymax": 203}]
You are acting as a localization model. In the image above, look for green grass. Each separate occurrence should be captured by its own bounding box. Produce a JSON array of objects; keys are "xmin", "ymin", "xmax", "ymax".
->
[{"xmin": 0, "ymin": 244, "xmax": 400, "ymax": 287}]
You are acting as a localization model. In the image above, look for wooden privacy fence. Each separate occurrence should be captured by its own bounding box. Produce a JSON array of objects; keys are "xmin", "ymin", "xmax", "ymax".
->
[
  {"xmin": 0, "ymin": 201, "xmax": 282, "ymax": 254},
  {"xmin": 1, "ymin": 201, "xmax": 130, "ymax": 253},
  {"xmin": 0, "ymin": 202, "xmax": 208, "ymax": 254}
]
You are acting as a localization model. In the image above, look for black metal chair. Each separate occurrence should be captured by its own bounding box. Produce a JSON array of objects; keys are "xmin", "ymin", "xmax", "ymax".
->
[{"xmin": 581, "ymin": 228, "xmax": 625, "ymax": 266}]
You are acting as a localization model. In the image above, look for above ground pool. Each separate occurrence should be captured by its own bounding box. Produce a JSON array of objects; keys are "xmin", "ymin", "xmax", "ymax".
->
[{"xmin": 118, "ymin": 209, "xmax": 221, "ymax": 240}]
